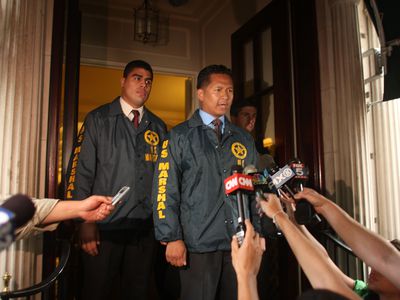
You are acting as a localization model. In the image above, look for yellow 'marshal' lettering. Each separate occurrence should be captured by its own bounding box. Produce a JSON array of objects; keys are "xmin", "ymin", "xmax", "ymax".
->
[
  {"xmin": 162, "ymin": 140, "xmax": 169, "ymax": 149},
  {"xmin": 159, "ymin": 171, "xmax": 168, "ymax": 178},
  {"xmin": 157, "ymin": 193, "xmax": 166, "ymax": 202},
  {"xmin": 158, "ymin": 162, "xmax": 170, "ymax": 171},
  {"xmin": 158, "ymin": 211, "xmax": 166, "ymax": 219},
  {"xmin": 158, "ymin": 178, "xmax": 167, "ymax": 186},
  {"xmin": 157, "ymin": 202, "xmax": 166, "ymax": 211},
  {"xmin": 156, "ymin": 152, "xmax": 170, "ymax": 219}
]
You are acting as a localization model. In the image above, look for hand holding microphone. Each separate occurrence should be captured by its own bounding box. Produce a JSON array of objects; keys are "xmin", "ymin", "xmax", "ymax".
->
[
  {"xmin": 288, "ymin": 159, "xmax": 321, "ymax": 225},
  {"xmin": 243, "ymin": 165, "xmax": 284, "ymax": 237}
]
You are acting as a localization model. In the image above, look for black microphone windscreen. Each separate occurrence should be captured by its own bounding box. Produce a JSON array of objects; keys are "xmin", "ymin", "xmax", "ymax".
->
[{"xmin": 1, "ymin": 194, "xmax": 36, "ymax": 228}]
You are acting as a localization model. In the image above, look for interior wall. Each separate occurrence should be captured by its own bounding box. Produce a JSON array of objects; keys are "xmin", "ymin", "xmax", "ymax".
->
[
  {"xmin": 80, "ymin": 0, "xmax": 203, "ymax": 73},
  {"xmin": 80, "ymin": 0, "xmax": 272, "ymax": 72},
  {"xmin": 78, "ymin": 65, "xmax": 187, "ymax": 129}
]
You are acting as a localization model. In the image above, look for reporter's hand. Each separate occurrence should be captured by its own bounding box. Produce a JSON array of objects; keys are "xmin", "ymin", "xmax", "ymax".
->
[
  {"xmin": 231, "ymin": 220, "xmax": 265, "ymax": 280},
  {"xmin": 166, "ymin": 240, "xmax": 187, "ymax": 267},
  {"xmin": 79, "ymin": 195, "xmax": 113, "ymax": 222},
  {"xmin": 79, "ymin": 223, "xmax": 100, "ymax": 256},
  {"xmin": 294, "ymin": 188, "xmax": 329, "ymax": 213},
  {"xmin": 256, "ymin": 193, "xmax": 284, "ymax": 219}
]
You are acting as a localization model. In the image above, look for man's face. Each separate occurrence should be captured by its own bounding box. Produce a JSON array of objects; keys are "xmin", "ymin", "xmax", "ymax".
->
[
  {"xmin": 120, "ymin": 67, "xmax": 153, "ymax": 108},
  {"xmin": 236, "ymin": 106, "xmax": 257, "ymax": 132},
  {"xmin": 197, "ymin": 73, "xmax": 234, "ymax": 118}
]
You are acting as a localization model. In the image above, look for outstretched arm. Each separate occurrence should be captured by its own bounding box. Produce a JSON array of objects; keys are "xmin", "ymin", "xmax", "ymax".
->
[
  {"xmin": 231, "ymin": 219, "xmax": 265, "ymax": 300},
  {"xmin": 296, "ymin": 188, "xmax": 400, "ymax": 290},
  {"xmin": 280, "ymin": 194, "xmax": 355, "ymax": 289},
  {"xmin": 42, "ymin": 195, "xmax": 113, "ymax": 224},
  {"xmin": 257, "ymin": 194, "xmax": 360, "ymax": 300}
]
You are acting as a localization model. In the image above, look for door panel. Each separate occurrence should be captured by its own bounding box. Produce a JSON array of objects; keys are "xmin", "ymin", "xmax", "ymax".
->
[{"xmin": 232, "ymin": 0, "xmax": 294, "ymax": 165}]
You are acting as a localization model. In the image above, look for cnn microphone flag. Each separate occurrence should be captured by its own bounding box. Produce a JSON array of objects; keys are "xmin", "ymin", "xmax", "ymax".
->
[{"xmin": 224, "ymin": 173, "xmax": 254, "ymax": 194}]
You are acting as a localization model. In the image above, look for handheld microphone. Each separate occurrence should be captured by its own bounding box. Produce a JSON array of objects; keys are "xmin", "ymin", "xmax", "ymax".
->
[
  {"xmin": 266, "ymin": 164, "xmax": 296, "ymax": 197},
  {"xmin": 243, "ymin": 164, "xmax": 267, "ymax": 199},
  {"xmin": 290, "ymin": 159, "xmax": 309, "ymax": 193},
  {"xmin": 224, "ymin": 166, "xmax": 254, "ymax": 246},
  {"xmin": 0, "ymin": 194, "xmax": 36, "ymax": 251},
  {"xmin": 289, "ymin": 159, "xmax": 321, "ymax": 225},
  {"xmin": 243, "ymin": 165, "xmax": 283, "ymax": 238}
]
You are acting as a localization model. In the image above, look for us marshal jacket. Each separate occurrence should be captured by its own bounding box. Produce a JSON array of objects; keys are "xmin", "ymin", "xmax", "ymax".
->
[
  {"xmin": 66, "ymin": 98, "xmax": 167, "ymax": 230},
  {"xmin": 152, "ymin": 110, "xmax": 258, "ymax": 253}
]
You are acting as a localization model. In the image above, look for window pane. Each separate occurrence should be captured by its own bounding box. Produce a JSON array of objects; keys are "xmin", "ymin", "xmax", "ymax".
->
[
  {"xmin": 244, "ymin": 40, "xmax": 254, "ymax": 97},
  {"xmin": 261, "ymin": 93, "xmax": 275, "ymax": 148},
  {"xmin": 261, "ymin": 27, "xmax": 273, "ymax": 88}
]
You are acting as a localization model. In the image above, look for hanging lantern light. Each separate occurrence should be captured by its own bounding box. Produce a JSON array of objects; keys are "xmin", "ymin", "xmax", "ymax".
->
[{"xmin": 134, "ymin": 0, "xmax": 159, "ymax": 43}]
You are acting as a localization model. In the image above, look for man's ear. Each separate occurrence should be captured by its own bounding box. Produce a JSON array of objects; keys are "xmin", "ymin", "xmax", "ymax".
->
[
  {"xmin": 120, "ymin": 77, "xmax": 125, "ymax": 88},
  {"xmin": 197, "ymin": 89, "xmax": 204, "ymax": 103}
]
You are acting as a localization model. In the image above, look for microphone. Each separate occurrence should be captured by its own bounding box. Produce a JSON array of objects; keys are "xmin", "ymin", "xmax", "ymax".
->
[
  {"xmin": 0, "ymin": 194, "xmax": 36, "ymax": 251},
  {"xmin": 224, "ymin": 165, "xmax": 254, "ymax": 246},
  {"xmin": 243, "ymin": 165, "xmax": 283, "ymax": 238},
  {"xmin": 243, "ymin": 164, "xmax": 268, "ymax": 199},
  {"xmin": 290, "ymin": 159, "xmax": 309, "ymax": 193},
  {"xmin": 289, "ymin": 159, "xmax": 321, "ymax": 225},
  {"xmin": 266, "ymin": 164, "xmax": 296, "ymax": 197}
]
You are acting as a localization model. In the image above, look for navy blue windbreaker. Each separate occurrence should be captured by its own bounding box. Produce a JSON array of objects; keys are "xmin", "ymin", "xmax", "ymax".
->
[
  {"xmin": 152, "ymin": 110, "xmax": 258, "ymax": 252},
  {"xmin": 66, "ymin": 98, "xmax": 167, "ymax": 230}
]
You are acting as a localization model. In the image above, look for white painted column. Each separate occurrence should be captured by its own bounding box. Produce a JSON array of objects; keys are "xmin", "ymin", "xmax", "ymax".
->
[
  {"xmin": 316, "ymin": 0, "xmax": 372, "ymax": 223},
  {"xmin": 0, "ymin": 0, "xmax": 53, "ymax": 291}
]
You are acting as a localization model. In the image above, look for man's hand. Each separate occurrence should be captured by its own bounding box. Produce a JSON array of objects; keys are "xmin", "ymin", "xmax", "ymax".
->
[
  {"xmin": 79, "ymin": 223, "xmax": 100, "ymax": 256},
  {"xmin": 256, "ymin": 193, "xmax": 284, "ymax": 219},
  {"xmin": 166, "ymin": 240, "xmax": 187, "ymax": 267},
  {"xmin": 78, "ymin": 195, "xmax": 113, "ymax": 222},
  {"xmin": 294, "ymin": 188, "xmax": 329, "ymax": 213},
  {"xmin": 231, "ymin": 220, "xmax": 265, "ymax": 280}
]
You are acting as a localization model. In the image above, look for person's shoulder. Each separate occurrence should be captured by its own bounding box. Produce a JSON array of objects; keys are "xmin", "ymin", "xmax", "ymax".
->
[
  {"xmin": 87, "ymin": 98, "xmax": 118, "ymax": 119},
  {"xmin": 228, "ymin": 122, "xmax": 254, "ymax": 141},
  {"xmin": 164, "ymin": 119, "xmax": 191, "ymax": 141},
  {"xmin": 144, "ymin": 108, "xmax": 167, "ymax": 128}
]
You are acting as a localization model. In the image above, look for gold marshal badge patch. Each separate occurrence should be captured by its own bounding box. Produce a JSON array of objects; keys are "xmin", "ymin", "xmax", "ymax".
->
[
  {"xmin": 144, "ymin": 130, "xmax": 160, "ymax": 146},
  {"xmin": 231, "ymin": 142, "xmax": 247, "ymax": 159}
]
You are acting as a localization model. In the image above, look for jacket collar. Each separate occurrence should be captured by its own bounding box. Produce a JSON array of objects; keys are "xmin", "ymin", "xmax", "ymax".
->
[
  {"xmin": 109, "ymin": 97, "xmax": 124, "ymax": 116},
  {"xmin": 109, "ymin": 97, "xmax": 150, "ymax": 122},
  {"xmin": 188, "ymin": 109, "xmax": 235, "ymax": 136},
  {"xmin": 188, "ymin": 109, "xmax": 205, "ymax": 128}
]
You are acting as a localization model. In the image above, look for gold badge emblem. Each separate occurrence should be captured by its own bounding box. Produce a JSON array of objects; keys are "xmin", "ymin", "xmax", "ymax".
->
[
  {"xmin": 144, "ymin": 130, "xmax": 160, "ymax": 146},
  {"xmin": 231, "ymin": 142, "xmax": 247, "ymax": 159}
]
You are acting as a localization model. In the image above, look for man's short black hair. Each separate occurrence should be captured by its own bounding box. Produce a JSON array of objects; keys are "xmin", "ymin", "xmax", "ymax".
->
[
  {"xmin": 196, "ymin": 64, "xmax": 232, "ymax": 89},
  {"xmin": 123, "ymin": 60, "xmax": 153, "ymax": 78},
  {"xmin": 230, "ymin": 98, "xmax": 258, "ymax": 116}
]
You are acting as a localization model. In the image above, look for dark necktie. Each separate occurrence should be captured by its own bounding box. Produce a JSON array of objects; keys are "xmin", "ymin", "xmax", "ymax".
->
[
  {"xmin": 212, "ymin": 118, "xmax": 222, "ymax": 142},
  {"xmin": 132, "ymin": 110, "xmax": 140, "ymax": 128}
]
